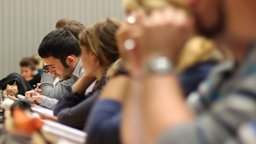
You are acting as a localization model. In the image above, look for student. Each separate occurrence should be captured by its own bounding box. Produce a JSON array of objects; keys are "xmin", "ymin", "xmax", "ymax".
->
[
  {"xmin": 118, "ymin": 0, "xmax": 256, "ymax": 144},
  {"xmin": 25, "ymin": 30, "xmax": 87, "ymax": 109},
  {"xmin": 53, "ymin": 19, "xmax": 87, "ymax": 87},
  {"xmin": 85, "ymin": 60, "xmax": 128, "ymax": 144},
  {"xmin": 0, "ymin": 57, "xmax": 39, "ymax": 95},
  {"xmin": 19, "ymin": 57, "xmax": 41, "ymax": 88},
  {"xmin": 55, "ymin": 18, "xmax": 86, "ymax": 39},
  {"xmin": 54, "ymin": 18, "xmax": 87, "ymax": 85},
  {"xmin": 53, "ymin": 18, "xmax": 120, "ymax": 130}
]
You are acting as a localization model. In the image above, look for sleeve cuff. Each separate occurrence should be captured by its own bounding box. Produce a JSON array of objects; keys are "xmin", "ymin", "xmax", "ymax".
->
[
  {"xmin": 40, "ymin": 95, "xmax": 58, "ymax": 109},
  {"xmin": 40, "ymin": 95, "xmax": 48, "ymax": 106}
]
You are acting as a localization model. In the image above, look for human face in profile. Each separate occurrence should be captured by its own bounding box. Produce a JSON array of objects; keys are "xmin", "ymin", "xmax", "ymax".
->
[{"xmin": 43, "ymin": 56, "xmax": 74, "ymax": 80}]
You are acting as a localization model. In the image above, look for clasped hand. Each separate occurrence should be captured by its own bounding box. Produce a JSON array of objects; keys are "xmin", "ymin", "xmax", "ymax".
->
[{"xmin": 116, "ymin": 7, "xmax": 194, "ymax": 77}]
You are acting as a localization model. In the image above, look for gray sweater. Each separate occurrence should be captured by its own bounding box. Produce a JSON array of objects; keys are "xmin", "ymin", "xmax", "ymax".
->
[{"xmin": 40, "ymin": 60, "xmax": 84, "ymax": 109}]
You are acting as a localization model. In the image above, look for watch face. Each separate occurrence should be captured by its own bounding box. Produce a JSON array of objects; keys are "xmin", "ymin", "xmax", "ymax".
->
[{"xmin": 149, "ymin": 56, "xmax": 173, "ymax": 74}]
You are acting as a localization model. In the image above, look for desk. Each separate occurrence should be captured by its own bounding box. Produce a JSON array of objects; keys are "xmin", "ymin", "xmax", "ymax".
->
[{"xmin": 0, "ymin": 98, "xmax": 86, "ymax": 144}]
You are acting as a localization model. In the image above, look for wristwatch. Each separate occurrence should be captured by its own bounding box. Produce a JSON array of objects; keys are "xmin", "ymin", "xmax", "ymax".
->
[
  {"xmin": 43, "ymin": 65, "xmax": 49, "ymax": 73},
  {"xmin": 146, "ymin": 56, "xmax": 173, "ymax": 74}
]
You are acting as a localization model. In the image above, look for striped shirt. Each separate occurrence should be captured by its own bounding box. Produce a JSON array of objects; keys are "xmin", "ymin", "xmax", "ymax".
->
[{"xmin": 159, "ymin": 47, "xmax": 256, "ymax": 144}]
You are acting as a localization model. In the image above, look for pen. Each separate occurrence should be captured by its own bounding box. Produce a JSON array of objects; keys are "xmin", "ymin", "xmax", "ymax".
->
[
  {"xmin": 33, "ymin": 84, "xmax": 40, "ymax": 96},
  {"xmin": 32, "ymin": 84, "xmax": 40, "ymax": 105}
]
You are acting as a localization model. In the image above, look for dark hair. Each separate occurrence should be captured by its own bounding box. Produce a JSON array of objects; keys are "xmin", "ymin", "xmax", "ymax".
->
[
  {"xmin": 56, "ymin": 18, "xmax": 86, "ymax": 39},
  {"xmin": 11, "ymin": 100, "xmax": 32, "ymax": 116},
  {"xmin": 79, "ymin": 18, "xmax": 120, "ymax": 67},
  {"xmin": 19, "ymin": 57, "xmax": 36, "ymax": 71},
  {"xmin": 38, "ymin": 29, "xmax": 81, "ymax": 68}
]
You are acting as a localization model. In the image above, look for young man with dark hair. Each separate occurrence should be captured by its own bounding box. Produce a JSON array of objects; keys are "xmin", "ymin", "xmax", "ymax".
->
[{"xmin": 25, "ymin": 29, "xmax": 84, "ymax": 109}]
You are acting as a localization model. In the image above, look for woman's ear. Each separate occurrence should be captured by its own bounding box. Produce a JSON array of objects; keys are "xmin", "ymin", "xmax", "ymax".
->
[
  {"xmin": 90, "ymin": 53, "xmax": 99, "ymax": 64},
  {"xmin": 66, "ymin": 55, "xmax": 76, "ymax": 67}
]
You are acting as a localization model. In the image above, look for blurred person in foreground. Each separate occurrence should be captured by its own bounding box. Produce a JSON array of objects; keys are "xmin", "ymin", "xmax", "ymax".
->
[
  {"xmin": 117, "ymin": 0, "xmax": 256, "ymax": 144},
  {"xmin": 84, "ymin": 0, "xmax": 233, "ymax": 144}
]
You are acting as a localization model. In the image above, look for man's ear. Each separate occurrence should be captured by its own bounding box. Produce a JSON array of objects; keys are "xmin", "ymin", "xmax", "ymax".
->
[{"xmin": 66, "ymin": 55, "xmax": 76, "ymax": 67}]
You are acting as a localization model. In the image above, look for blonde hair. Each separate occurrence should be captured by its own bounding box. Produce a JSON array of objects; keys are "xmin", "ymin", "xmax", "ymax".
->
[
  {"xmin": 79, "ymin": 18, "xmax": 120, "ymax": 67},
  {"xmin": 123, "ymin": 0, "xmax": 142, "ymax": 13},
  {"xmin": 123, "ymin": 0, "xmax": 190, "ymax": 13},
  {"xmin": 176, "ymin": 36, "xmax": 233, "ymax": 72},
  {"xmin": 106, "ymin": 59, "xmax": 123, "ymax": 78}
]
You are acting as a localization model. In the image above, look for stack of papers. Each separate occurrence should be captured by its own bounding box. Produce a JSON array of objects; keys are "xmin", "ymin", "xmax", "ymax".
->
[
  {"xmin": 42, "ymin": 120, "xmax": 86, "ymax": 144},
  {"xmin": 31, "ymin": 104, "xmax": 53, "ymax": 117}
]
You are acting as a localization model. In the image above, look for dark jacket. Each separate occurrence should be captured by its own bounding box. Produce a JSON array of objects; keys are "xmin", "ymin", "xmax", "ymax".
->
[
  {"xmin": 84, "ymin": 61, "xmax": 216, "ymax": 144},
  {"xmin": 53, "ymin": 74, "xmax": 108, "ymax": 130},
  {"xmin": 86, "ymin": 100, "xmax": 121, "ymax": 144},
  {"xmin": 179, "ymin": 61, "xmax": 216, "ymax": 96},
  {"xmin": 28, "ymin": 72, "xmax": 41, "ymax": 88},
  {"xmin": 0, "ymin": 73, "xmax": 32, "ymax": 95}
]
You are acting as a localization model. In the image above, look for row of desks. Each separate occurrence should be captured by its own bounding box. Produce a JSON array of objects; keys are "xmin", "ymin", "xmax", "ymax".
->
[{"xmin": 0, "ymin": 97, "xmax": 86, "ymax": 144}]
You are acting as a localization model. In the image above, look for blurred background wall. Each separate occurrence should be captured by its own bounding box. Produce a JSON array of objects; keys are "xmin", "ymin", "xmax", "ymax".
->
[{"xmin": 0, "ymin": 0, "xmax": 124, "ymax": 78}]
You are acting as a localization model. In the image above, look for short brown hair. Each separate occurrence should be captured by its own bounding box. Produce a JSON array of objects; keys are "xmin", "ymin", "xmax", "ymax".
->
[
  {"xmin": 79, "ymin": 18, "xmax": 120, "ymax": 67},
  {"xmin": 123, "ymin": 0, "xmax": 190, "ymax": 14},
  {"xmin": 56, "ymin": 18, "xmax": 86, "ymax": 39},
  {"xmin": 19, "ymin": 57, "xmax": 36, "ymax": 70},
  {"xmin": 31, "ymin": 54, "xmax": 43, "ymax": 68}
]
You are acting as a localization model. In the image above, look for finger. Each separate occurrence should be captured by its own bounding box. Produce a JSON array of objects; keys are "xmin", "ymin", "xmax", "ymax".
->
[
  {"xmin": 116, "ymin": 24, "xmax": 139, "ymax": 59},
  {"xmin": 30, "ymin": 96, "xmax": 38, "ymax": 102},
  {"xmin": 37, "ymin": 89, "xmax": 42, "ymax": 94},
  {"xmin": 151, "ymin": 9, "xmax": 169, "ymax": 26},
  {"xmin": 126, "ymin": 11, "xmax": 144, "ymax": 25},
  {"xmin": 26, "ymin": 90, "xmax": 33, "ymax": 94},
  {"xmin": 161, "ymin": 8, "xmax": 176, "ymax": 25},
  {"xmin": 25, "ymin": 92, "xmax": 32, "ymax": 98},
  {"xmin": 27, "ymin": 97, "xmax": 33, "ymax": 102},
  {"xmin": 25, "ymin": 92, "xmax": 29, "ymax": 98},
  {"xmin": 31, "ymin": 96, "xmax": 40, "ymax": 104}
]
